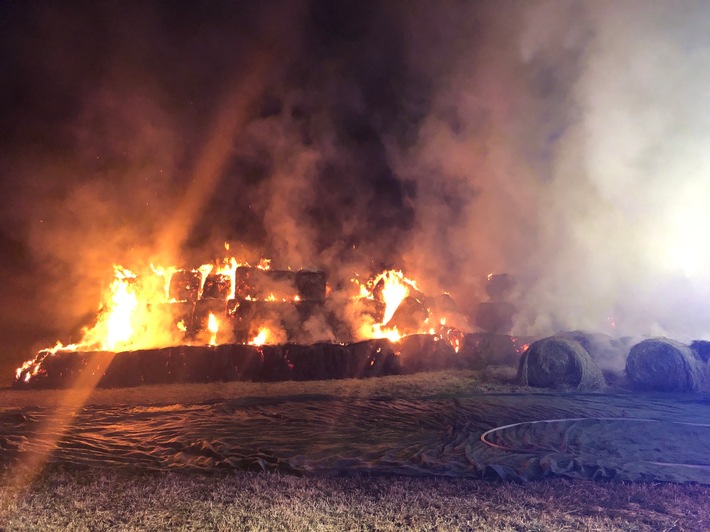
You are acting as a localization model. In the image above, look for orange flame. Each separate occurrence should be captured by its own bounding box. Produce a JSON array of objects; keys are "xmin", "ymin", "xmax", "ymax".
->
[
  {"xmin": 249, "ymin": 327, "xmax": 270, "ymax": 346},
  {"xmin": 376, "ymin": 270, "xmax": 410, "ymax": 325},
  {"xmin": 207, "ymin": 312, "xmax": 219, "ymax": 346},
  {"xmin": 353, "ymin": 269, "xmax": 420, "ymax": 342}
]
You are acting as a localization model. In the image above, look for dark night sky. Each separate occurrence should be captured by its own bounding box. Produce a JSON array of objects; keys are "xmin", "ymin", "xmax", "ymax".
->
[{"xmin": 3, "ymin": 0, "xmax": 710, "ymax": 368}]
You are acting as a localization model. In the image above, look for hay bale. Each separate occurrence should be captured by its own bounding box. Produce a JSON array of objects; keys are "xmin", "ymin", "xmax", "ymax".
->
[
  {"xmin": 168, "ymin": 269, "xmax": 202, "ymax": 302},
  {"xmin": 626, "ymin": 338, "xmax": 704, "ymax": 392},
  {"xmin": 259, "ymin": 345, "xmax": 294, "ymax": 381},
  {"xmin": 395, "ymin": 334, "xmax": 457, "ymax": 374},
  {"xmin": 235, "ymin": 267, "xmax": 298, "ymax": 300},
  {"xmin": 474, "ymin": 301, "xmax": 515, "ymax": 334},
  {"xmin": 387, "ymin": 297, "xmax": 428, "ymax": 336},
  {"xmin": 139, "ymin": 347, "xmax": 183, "ymax": 385},
  {"xmin": 295, "ymin": 270, "xmax": 326, "ymax": 301},
  {"xmin": 557, "ymin": 330, "xmax": 628, "ymax": 374},
  {"xmin": 287, "ymin": 343, "xmax": 349, "ymax": 381},
  {"xmin": 28, "ymin": 350, "xmax": 90, "ymax": 388},
  {"xmin": 347, "ymin": 339, "xmax": 399, "ymax": 378},
  {"xmin": 690, "ymin": 340, "xmax": 710, "ymax": 363},
  {"xmin": 99, "ymin": 350, "xmax": 143, "ymax": 388},
  {"xmin": 485, "ymin": 273, "xmax": 516, "ymax": 300},
  {"xmin": 458, "ymin": 333, "xmax": 522, "ymax": 370},
  {"xmin": 517, "ymin": 336, "xmax": 606, "ymax": 391},
  {"xmin": 201, "ymin": 273, "xmax": 232, "ymax": 300}
]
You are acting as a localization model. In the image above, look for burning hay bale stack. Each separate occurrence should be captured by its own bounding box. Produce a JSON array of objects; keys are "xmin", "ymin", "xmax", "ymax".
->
[
  {"xmin": 625, "ymin": 338, "xmax": 706, "ymax": 392},
  {"xmin": 517, "ymin": 336, "xmax": 607, "ymax": 391},
  {"xmin": 229, "ymin": 267, "xmax": 327, "ymax": 344}
]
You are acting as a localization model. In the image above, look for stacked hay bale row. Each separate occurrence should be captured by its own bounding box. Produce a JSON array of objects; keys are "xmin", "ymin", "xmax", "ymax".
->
[
  {"xmin": 14, "ymin": 332, "xmax": 710, "ymax": 392},
  {"xmin": 13, "ymin": 334, "xmax": 464, "ymax": 389},
  {"xmin": 175, "ymin": 267, "xmax": 327, "ymax": 344}
]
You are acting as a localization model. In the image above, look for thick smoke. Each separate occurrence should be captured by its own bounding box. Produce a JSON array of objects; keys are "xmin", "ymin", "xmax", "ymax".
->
[
  {"xmin": 2, "ymin": 0, "xmax": 710, "ymax": 368},
  {"xmin": 513, "ymin": 1, "xmax": 710, "ymax": 340}
]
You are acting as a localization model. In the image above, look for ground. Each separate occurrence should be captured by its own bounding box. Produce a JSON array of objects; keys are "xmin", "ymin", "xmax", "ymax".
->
[{"xmin": 0, "ymin": 370, "xmax": 709, "ymax": 530}]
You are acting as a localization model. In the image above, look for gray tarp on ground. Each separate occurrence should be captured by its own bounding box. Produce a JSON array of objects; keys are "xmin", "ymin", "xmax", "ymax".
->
[{"xmin": 1, "ymin": 391, "xmax": 710, "ymax": 483}]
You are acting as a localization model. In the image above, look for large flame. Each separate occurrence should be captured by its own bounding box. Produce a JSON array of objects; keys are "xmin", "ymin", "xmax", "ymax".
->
[
  {"xmin": 352, "ymin": 269, "xmax": 421, "ymax": 342},
  {"xmin": 104, "ymin": 268, "xmax": 139, "ymax": 350},
  {"xmin": 79, "ymin": 266, "xmax": 140, "ymax": 351},
  {"xmin": 16, "ymin": 256, "xmax": 466, "ymax": 385},
  {"xmin": 249, "ymin": 327, "xmax": 270, "ymax": 346},
  {"xmin": 376, "ymin": 270, "xmax": 412, "ymax": 325}
]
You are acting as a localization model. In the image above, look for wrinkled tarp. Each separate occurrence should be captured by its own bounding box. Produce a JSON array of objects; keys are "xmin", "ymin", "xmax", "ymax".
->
[{"xmin": 1, "ymin": 391, "xmax": 710, "ymax": 484}]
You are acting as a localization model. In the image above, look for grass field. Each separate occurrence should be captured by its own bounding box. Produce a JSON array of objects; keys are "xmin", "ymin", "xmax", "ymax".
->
[
  {"xmin": 2, "ymin": 466, "xmax": 709, "ymax": 531},
  {"xmin": 1, "ymin": 370, "xmax": 709, "ymax": 530}
]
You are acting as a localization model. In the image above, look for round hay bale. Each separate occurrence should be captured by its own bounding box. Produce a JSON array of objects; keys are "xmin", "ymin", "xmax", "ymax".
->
[
  {"xmin": 557, "ymin": 330, "xmax": 628, "ymax": 374},
  {"xmin": 517, "ymin": 336, "xmax": 606, "ymax": 391},
  {"xmin": 690, "ymin": 340, "xmax": 710, "ymax": 363},
  {"xmin": 626, "ymin": 338, "xmax": 703, "ymax": 392}
]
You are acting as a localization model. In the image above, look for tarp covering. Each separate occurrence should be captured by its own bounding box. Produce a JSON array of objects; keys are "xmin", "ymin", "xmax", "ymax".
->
[{"xmin": 2, "ymin": 390, "xmax": 710, "ymax": 483}]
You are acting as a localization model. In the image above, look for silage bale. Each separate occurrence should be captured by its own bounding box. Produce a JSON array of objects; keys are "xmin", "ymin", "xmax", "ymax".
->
[
  {"xmin": 517, "ymin": 336, "xmax": 606, "ymax": 391},
  {"xmin": 625, "ymin": 338, "xmax": 704, "ymax": 392}
]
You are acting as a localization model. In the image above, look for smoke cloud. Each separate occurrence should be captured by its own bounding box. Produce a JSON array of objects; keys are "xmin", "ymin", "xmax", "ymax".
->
[{"xmin": 2, "ymin": 0, "xmax": 710, "ymax": 367}]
